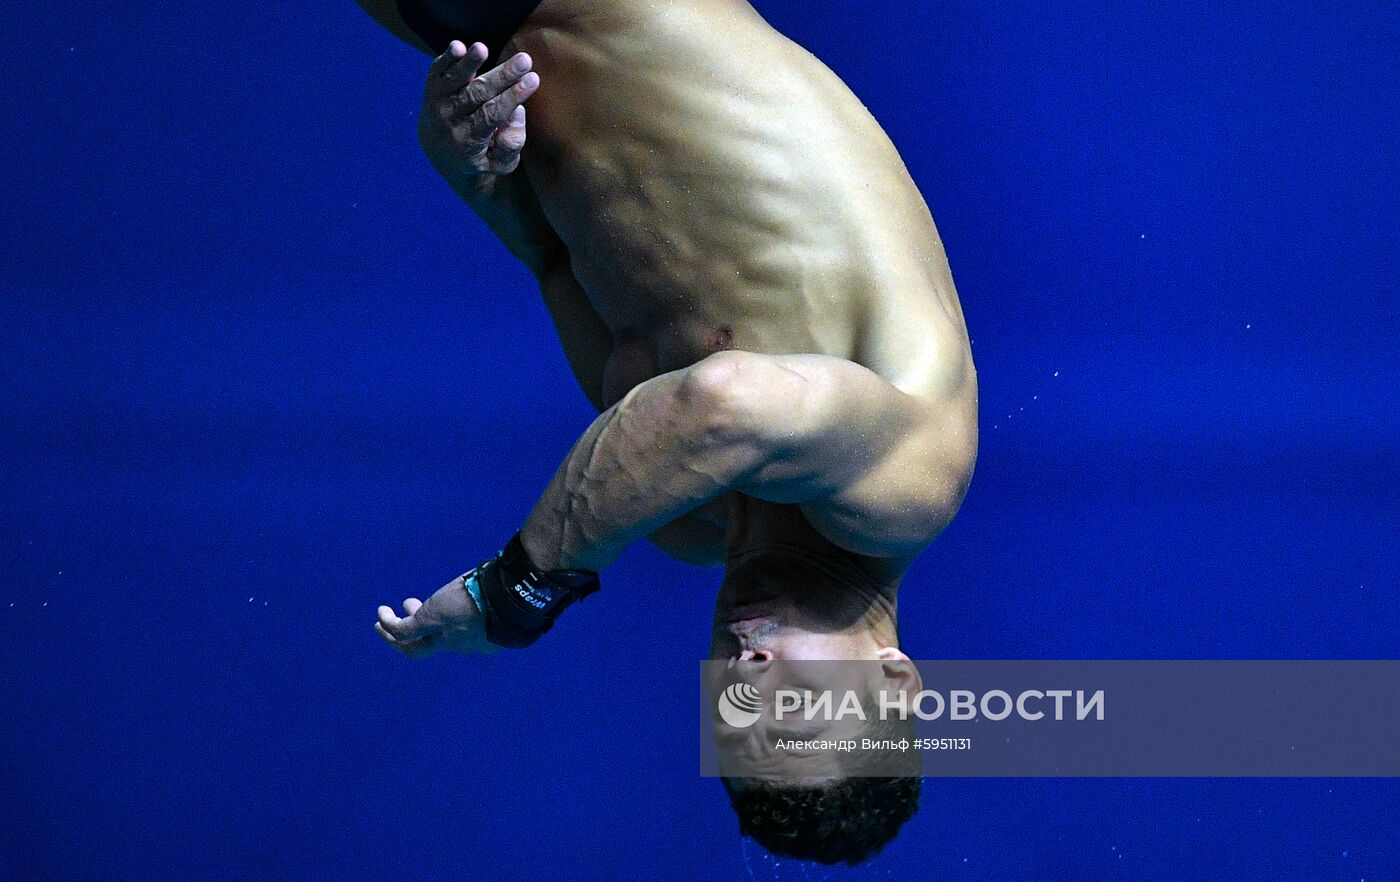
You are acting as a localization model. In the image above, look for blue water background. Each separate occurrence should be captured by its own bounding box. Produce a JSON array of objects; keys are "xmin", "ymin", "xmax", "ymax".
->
[{"xmin": 2, "ymin": 2, "xmax": 1397, "ymax": 879}]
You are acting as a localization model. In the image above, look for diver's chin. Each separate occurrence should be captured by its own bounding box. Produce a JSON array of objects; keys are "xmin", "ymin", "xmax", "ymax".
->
[{"xmin": 723, "ymin": 600, "xmax": 781, "ymax": 622}]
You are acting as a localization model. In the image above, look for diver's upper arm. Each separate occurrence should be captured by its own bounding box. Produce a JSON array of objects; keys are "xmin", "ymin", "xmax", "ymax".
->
[{"xmin": 354, "ymin": 0, "xmax": 434, "ymax": 54}]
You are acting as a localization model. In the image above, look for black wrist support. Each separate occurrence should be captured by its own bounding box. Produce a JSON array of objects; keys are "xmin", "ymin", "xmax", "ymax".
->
[{"xmin": 468, "ymin": 533, "xmax": 600, "ymax": 648}]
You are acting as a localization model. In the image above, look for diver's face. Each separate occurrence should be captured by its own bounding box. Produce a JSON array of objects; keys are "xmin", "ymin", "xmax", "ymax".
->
[
  {"xmin": 708, "ymin": 657, "xmax": 916, "ymax": 780},
  {"xmin": 707, "ymin": 583, "xmax": 906, "ymax": 779},
  {"xmin": 706, "ymin": 562, "xmax": 917, "ymax": 777},
  {"xmin": 710, "ymin": 658, "xmax": 873, "ymax": 778}
]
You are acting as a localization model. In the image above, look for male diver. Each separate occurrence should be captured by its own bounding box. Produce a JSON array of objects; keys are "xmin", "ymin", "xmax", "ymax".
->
[{"xmin": 361, "ymin": 0, "xmax": 977, "ymax": 864}]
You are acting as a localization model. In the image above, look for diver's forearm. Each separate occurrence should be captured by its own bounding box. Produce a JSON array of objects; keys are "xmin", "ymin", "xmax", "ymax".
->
[
  {"xmin": 538, "ymin": 259, "xmax": 611, "ymax": 411},
  {"xmin": 414, "ymin": 39, "xmax": 554, "ymax": 276},
  {"xmin": 439, "ymin": 168, "xmax": 562, "ymax": 278},
  {"xmin": 433, "ymin": 146, "xmax": 611, "ymax": 408},
  {"xmin": 517, "ymin": 358, "xmax": 762, "ymax": 572}
]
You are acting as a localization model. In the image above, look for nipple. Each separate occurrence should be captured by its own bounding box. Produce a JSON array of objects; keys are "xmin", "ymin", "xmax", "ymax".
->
[{"xmin": 708, "ymin": 326, "xmax": 734, "ymax": 352}]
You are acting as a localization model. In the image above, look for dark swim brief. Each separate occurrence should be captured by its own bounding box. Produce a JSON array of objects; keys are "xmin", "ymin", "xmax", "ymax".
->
[{"xmin": 396, "ymin": 0, "xmax": 545, "ymax": 55}]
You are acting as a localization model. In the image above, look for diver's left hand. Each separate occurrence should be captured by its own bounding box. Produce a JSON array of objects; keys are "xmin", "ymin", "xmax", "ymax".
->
[
  {"xmin": 419, "ymin": 39, "xmax": 539, "ymax": 180},
  {"xmin": 375, "ymin": 575, "xmax": 500, "ymax": 658}
]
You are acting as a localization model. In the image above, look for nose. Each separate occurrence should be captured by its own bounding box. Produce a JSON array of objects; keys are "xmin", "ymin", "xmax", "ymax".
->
[{"xmin": 728, "ymin": 648, "xmax": 773, "ymax": 669}]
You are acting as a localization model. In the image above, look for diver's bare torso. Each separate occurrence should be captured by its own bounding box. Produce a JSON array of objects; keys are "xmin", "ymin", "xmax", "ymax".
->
[
  {"xmin": 366, "ymin": 0, "xmax": 976, "ymax": 588},
  {"xmin": 508, "ymin": 0, "xmax": 967, "ymax": 400},
  {"xmin": 504, "ymin": 0, "xmax": 973, "ymax": 581}
]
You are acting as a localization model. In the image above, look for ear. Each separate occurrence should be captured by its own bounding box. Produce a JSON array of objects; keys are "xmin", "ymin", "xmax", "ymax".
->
[{"xmin": 875, "ymin": 646, "xmax": 922, "ymax": 697}]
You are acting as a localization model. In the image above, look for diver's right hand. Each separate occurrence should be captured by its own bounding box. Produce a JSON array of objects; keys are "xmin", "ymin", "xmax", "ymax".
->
[
  {"xmin": 375, "ymin": 574, "xmax": 500, "ymax": 658},
  {"xmin": 419, "ymin": 40, "xmax": 539, "ymax": 180}
]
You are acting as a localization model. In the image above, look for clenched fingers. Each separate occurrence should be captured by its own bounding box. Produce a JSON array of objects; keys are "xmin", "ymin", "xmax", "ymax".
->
[
  {"xmin": 376, "ymin": 599, "xmax": 439, "ymax": 658},
  {"xmin": 375, "ymin": 621, "xmax": 440, "ymax": 658},
  {"xmin": 486, "ymin": 105, "xmax": 528, "ymax": 173},
  {"xmin": 452, "ymin": 68, "xmax": 539, "ymax": 143},
  {"xmin": 449, "ymin": 50, "xmax": 534, "ymax": 116},
  {"xmin": 422, "ymin": 39, "xmax": 539, "ymax": 175},
  {"xmin": 377, "ymin": 603, "xmax": 430, "ymax": 641}
]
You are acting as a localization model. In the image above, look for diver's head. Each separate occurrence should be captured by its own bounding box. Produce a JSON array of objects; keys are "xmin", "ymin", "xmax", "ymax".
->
[{"xmin": 707, "ymin": 540, "xmax": 924, "ymax": 865}]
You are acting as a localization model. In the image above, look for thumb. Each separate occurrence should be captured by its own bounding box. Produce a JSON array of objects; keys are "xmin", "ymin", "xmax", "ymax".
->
[{"xmin": 377, "ymin": 604, "xmax": 432, "ymax": 642}]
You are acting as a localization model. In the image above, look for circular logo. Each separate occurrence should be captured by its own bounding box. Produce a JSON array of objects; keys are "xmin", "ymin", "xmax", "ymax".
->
[{"xmin": 717, "ymin": 682, "xmax": 763, "ymax": 729}]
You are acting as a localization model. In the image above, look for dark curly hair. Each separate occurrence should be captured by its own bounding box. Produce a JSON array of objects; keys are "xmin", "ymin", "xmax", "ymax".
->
[
  {"xmin": 720, "ymin": 709, "xmax": 922, "ymax": 865},
  {"xmin": 722, "ymin": 775, "xmax": 921, "ymax": 866}
]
